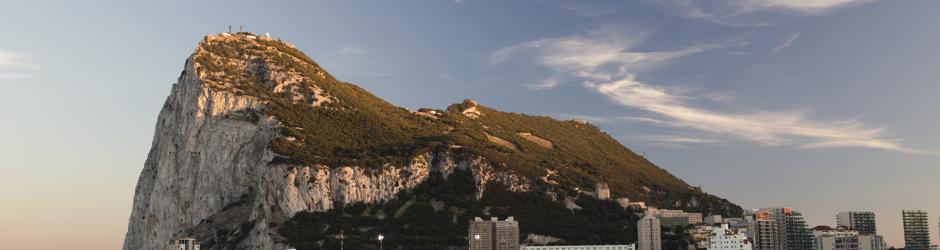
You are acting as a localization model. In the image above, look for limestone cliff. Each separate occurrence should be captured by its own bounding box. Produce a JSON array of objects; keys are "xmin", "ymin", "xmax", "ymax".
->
[{"xmin": 124, "ymin": 33, "xmax": 740, "ymax": 250}]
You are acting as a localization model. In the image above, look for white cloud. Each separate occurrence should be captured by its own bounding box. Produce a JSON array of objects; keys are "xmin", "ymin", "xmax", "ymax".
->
[
  {"xmin": 0, "ymin": 73, "xmax": 29, "ymax": 80},
  {"xmin": 648, "ymin": 0, "xmax": 876, "ymax": 26},
  {"xmin": 452, "ymin": 0, "xmax": 467, "ymax": 5},
  {"xmin": 0, "ymin": 50, "xmax": 37, "ymax": 81},
  {"xmin": 494, "ymin": 27, "xmax": 922, "ymax": 153},
  {"xmin": 560, "ymin": 2, "xmax": 618, "ymax": 17},
  {"xmin": 772, "ymin": 32, "xmax": 801, "ymax": 54}
]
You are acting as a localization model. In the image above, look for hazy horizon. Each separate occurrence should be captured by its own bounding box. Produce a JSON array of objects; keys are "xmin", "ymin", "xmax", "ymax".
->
[{"xmin": 1, "ymin": 1, "xmax": 939, "ymax": 249}]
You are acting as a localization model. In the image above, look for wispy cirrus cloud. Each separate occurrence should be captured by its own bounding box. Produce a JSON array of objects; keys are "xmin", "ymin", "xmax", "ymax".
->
[
  {"xmin": 772, "ymin": 32, "xmax": 801, "ymax": 54},
  {"xmin": 648, "ymin": 0, "xmax": 877, "ymax": 27},
  {"xmin": 0, "ymin": 50, "xmax": 38, "ymax": 81},
  {"xmin": 628, "ymin": 134, "xmax": 722, "ymax": 148},
  {"xmin": 494, "ymin": 26, "xmax": 923, "ymax": 153}
]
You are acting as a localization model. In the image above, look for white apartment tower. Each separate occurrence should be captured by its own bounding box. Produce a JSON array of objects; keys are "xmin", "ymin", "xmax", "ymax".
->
[{"xmin": 638, "ymin": 213, "xmax": 662, "ymax": 250}]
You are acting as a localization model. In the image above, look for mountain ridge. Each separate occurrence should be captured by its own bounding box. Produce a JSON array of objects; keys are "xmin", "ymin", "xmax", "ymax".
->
[{"xmin": 123, "ymin": 32, "xmax": 741, "ymax": 250}]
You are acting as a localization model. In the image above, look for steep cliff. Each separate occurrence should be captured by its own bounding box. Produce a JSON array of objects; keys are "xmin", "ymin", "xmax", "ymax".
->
[{"xmin": 123, "ymin": 33, "xmax": 740, "ymax": 250}]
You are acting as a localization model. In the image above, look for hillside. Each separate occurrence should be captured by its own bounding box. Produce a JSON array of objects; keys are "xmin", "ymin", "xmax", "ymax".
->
[{"xmin": 123, "ymin": 32, "xmax": 740, "ymax": 250}]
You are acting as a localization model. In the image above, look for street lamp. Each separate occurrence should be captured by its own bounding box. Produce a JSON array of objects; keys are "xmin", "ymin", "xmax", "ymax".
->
[{"xmin": 377, "ymin": 234, "xmax": 384, "ymax": 250}]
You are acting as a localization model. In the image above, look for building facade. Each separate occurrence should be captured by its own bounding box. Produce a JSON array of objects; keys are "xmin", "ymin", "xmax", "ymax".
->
[
  {"xmin": 169, "ymin": 238, "xmax": 200, "ymax": 250},
  {"xmin": 902, "ymin": 210, "xmax": 931, "ymax": 250},
  {"xmin": 469, "ymin": 217, "xmax": 520, "ymax": 250},
  {"xmin": 648, "ymin": 209, "xmax": 702, "ymax": 227},
  {"xmin": 813, "ymin": 226, "xmax": 885, "ymax": 250},
  {"xmin": 786, "ymin": 211, "xmax": 814, "ymax": 250},
  {"xmin": 595, "ymin": 182, "xmax": 611, "ymax": 200},
  {"xmin": 707, "ymin": 224, "xmax": 753, "ymax": 250},
  {"xmin": 638, "ymin": 213, "xmax": 662, "ymax": 250},
  {"xmin": 521, "ymin": 244, "xmax": 636, "ymax": 250},
  {"xmin": 751, "ymin": 210, "xmax": 784, "ymax": 250},
  {"xmin": 837, "ymin": 212, "xmax": 877, "ymax": 235}
]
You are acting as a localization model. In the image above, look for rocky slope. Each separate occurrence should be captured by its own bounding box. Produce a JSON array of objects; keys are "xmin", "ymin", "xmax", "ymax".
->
[{"xmin": 123, "ymin": 32, "xmax": 740, "ymax": 250}]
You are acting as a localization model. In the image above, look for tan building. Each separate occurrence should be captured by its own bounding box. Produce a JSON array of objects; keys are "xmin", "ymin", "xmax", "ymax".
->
[
  {"xmin": 596, "ymin": 182, "xmax": 611, "ymax": 200},
  {"xmin": 469, "ymin": 217, "xmax": 519, "ymax": 250}
]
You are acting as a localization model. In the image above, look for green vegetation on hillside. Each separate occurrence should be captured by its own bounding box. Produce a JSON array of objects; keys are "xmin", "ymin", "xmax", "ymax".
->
[{"xmin": 191, "ymin": 33, "xmax": 741, "ymax": 216}]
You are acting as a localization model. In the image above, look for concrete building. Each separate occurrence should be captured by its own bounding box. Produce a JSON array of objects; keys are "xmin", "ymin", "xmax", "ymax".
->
[
  {"xmin": 751, "ymin": 210, "xmax": 784, "ymax": 250},
  {"xmin": 169, "ymin": 238, "xmax": 200, "ymax": 250},
  {"xmin": 521, "ymin": 244, "xmax": 636, "ymax": 250},
  {"xmin": 596, "ymin": 182, "xmax": 611, "ymax": 200},
  {"xmin": 903, "ymin": 210, "xmax": 931, "ymax": 250},
  {"xmin": 748, "ymin": 207, "xmax": 810, "ymax": 250},
  {"xmin": 813, "ymin": 226, "xmax": 886, "ymax": 250},
  {"xmin": 837, "ymin": 212, "xmax": 877, "ymax": 235},
  {"xmin": 708, "ymin": 224, "xmax": 753, "ymax": 250},
  {"xmin": 705, "ymin": 215, "xmax": 723, "ymax": 225},
  {"xmin": 787, "ymin": 210, "xmax": 814, "ymax": 250},
  {"xmin": 469, "ymin": 217, "xmax": 520, "ymax": 250},
  {"xmin": 648, "ymin": 209, "xmax": 702, "ymax": 227},
  {"xmin": 638, "ymin": 213, "xmax": 662, "ymax": 250}
]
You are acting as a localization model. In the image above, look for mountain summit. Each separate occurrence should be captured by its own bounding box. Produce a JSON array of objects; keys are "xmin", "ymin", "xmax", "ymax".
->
[{"xmin": 123, "ymin": 32, "xmax": 740, "ymax": 250}]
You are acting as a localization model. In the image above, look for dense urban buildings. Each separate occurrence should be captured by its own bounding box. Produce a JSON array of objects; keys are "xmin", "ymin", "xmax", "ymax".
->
[
  {"xmin": 902, "ymin": 210, "xmax": 931, "ymax": 250},
  {"xmin": 521, "ymin": 244, "xmax": 636, "ymax": 250},
  {"xmin": 638, "ymin": 213, "xmax": 662, "ymax": 250},
  {"xmin": 469, "ymin": 217, "xmax": 520, "ymax": 250},
  {"xmin": 169, "ymin": 238, "xmax": 200, "ymax": 250},
  {"xmin": 837, "ymin": 212, "xmax": 877, "ymax": 235},
  {"xmin": 707, "ymin": 224, "xmax": 753, "ymax": 250}
]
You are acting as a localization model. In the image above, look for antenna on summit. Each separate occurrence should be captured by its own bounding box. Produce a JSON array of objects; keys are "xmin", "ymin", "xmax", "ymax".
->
[
  {"xmin": 228, "ymin": 25, "xmax": 232, "ymax": 33},
  {"xmin": 239, "ymin": 25, "xmax": 243, "ymax": 32}
]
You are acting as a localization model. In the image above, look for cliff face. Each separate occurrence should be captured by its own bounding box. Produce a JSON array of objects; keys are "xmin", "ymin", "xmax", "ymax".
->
[
  {"xmin": 124, "ymin": 33, "xmax": 740, "ymax": 250},
  {"xmin": 123, "ymin": 56, "xmax": 530, "ymax": 249}
]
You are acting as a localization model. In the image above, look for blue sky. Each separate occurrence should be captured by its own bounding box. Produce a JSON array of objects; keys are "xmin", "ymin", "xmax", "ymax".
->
[{"xmin": 1, "ymin": 1, "xmax": 938, "ymax": 249}]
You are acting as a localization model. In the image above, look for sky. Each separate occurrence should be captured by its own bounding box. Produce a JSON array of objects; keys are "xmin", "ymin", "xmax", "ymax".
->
[{"xmin": 0, "ymin": 0, "xmax": 938, "ymax": 249}]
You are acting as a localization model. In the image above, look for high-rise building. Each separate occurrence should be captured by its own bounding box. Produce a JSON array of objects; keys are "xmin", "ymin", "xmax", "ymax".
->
[
  {"xmin": 751, "ymin": 211, "xmax": 783, "ymax": 250},
  {"xmin": 838, "ymin": 212, "xmax": 877, "ymax": 235},
  {"xmin": 169, "ymin": 238, "xmax": 200, "ymax": 250},
  {"xmin": 638, "ymin": 213, "xmax": 662, "ymax": 250},
  {"xmin": 786, "ymin": 211, "xmax": 814, "ymax": 250},
  {"xmin": 750, "ymin": 208, "xmax": 797, "ymax": 250},
  {"xmin": 902, "ymin": 210, "xmax": 931, "ymax": 250},
  {"xmin": 469, "ymin": 217, "xmax": 520, "ymax": 250}
]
